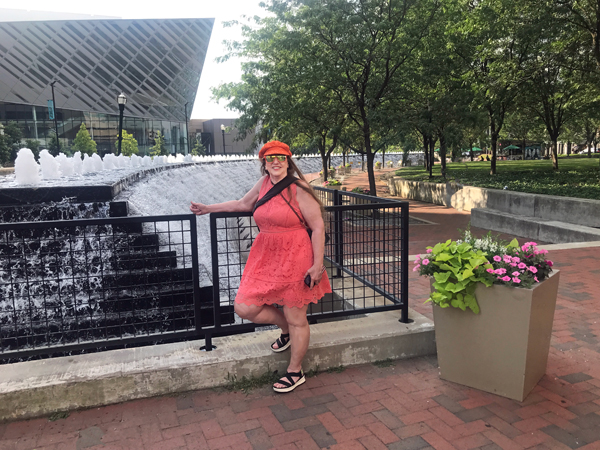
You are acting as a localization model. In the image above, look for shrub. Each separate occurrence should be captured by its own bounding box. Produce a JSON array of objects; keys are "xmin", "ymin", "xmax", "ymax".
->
[{"xmin": 72, "ymin": 123, "xmax": 97, "ymax": 156}]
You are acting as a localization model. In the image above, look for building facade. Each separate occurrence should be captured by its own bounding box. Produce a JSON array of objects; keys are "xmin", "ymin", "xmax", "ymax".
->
[
  {"xmin": 0, "ymin": 14, "xmax": 213, "ymax": 155},
  {"xmin": 189, "ymin": 118, "xmax": 258, "ymax": 155}
]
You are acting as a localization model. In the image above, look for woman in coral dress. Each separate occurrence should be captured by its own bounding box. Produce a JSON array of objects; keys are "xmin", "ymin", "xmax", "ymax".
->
[{"xmin": 190, "ymin": 141, "xmax": 331, "ymax": 392}]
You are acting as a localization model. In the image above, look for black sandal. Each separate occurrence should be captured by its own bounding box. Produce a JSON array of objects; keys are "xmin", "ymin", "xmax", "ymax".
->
[
  {"xmin": 273, "ymin": 370, "xmax": 305, "ymax": 393},
  {"xmin": 271, "ymin": 333, "xmax": 291, "ymax": 353}
]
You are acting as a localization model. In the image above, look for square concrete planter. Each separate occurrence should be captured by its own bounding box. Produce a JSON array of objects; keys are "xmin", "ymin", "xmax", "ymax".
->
[{"xmin": 432, "ymin": 270, "xmax": 560, "ymax": 401}]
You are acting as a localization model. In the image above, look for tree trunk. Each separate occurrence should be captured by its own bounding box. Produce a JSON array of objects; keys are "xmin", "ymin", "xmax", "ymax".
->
[
  {"xmin": 439, "ymin": 132, "xmax": 447, "ymax": 178},
  {"xmin": 321, "ymin": 147, "xmax": 328, "ymax": 182},
  {"xmin": 423, "ymin": 134, "xmax": 430, "ymax": 170},
  {"xmin": 382, "ymin": 148, "xmax": 385, "ymax": 167},
  {"xmin": 429, "ymin": 137, "xmax": 435, "ymax": 179},
  {"xmin": 367, "ymin": 151, "xmax": 376, "ymax": 195},
  {"xmin": 490, "ymin": 131, "xmax": 498, "ymax": 175},
  {"xmin": 551, "ymin": 139, "xmax": 559, "ymax": 170},
  {"xmin": 567, "ymin": 142, "xmax": 571, "ymax": 157},
  {"xmin": 469, "ymin": 140, "xmax": 474, "ymax": 162}
]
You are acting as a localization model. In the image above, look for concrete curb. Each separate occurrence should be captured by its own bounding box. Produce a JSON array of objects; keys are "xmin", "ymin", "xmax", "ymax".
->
[{"xmin": 0, "ymin": 308, "xmax": 435, "ymax": 422}]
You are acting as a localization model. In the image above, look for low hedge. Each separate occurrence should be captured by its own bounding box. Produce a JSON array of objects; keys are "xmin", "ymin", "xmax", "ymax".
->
[{"xmin": 394, "ymin": 157, "xmax": 600, "ymax": 200}]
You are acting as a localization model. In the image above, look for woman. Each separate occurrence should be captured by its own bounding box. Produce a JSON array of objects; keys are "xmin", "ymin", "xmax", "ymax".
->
[{"xmin": 190, "ymin": 140, "xmax": 331, "ymax": 393}]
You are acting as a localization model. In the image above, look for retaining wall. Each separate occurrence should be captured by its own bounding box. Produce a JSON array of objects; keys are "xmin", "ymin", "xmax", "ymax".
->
[{"xmin": 387, "ymin": 176, "xmax": 600, "ymax": 227}]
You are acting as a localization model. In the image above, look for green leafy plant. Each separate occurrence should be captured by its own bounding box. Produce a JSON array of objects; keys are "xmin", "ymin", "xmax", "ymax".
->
[
  {"xmin": 417, "ymin": 239, "xmax": 495, "ymax": 313},
  {"xmin": 416, "ymin": 231, "xmax": 554, "ymax": 314}
]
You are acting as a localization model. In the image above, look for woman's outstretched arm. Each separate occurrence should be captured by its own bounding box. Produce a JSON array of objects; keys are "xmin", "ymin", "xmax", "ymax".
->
[{"xmin": 190, "ymin": 176, "xmax": 265, "ymax": 215}]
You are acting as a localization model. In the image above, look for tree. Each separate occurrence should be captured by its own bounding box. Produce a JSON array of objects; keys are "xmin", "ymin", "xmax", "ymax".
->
[
  {"xmin": 3, "ymin": 121, "xmax": 23, "ymax": 163},
  {"xmin": 71, "ymin": 123, "xmax": 97, "ymax": 156},
  {"xmin": 47, "ymin": 131, "xmax": 62, "ymax": 156},
  {"xmin": 552, "ymin": 0, "xmax": 600, "ymax": 69},
  {"xmin": 215, "ymin": 0, "xmax": 439, "ymax": 195},
  {"xmin": 191, "ymin": 137, "xmax": 206, "ymax": 156},
  {"xmin": 0, "ymin": 135, "xmax": 9, "ymax": 166},
  {"xmin": 452, "ymin": 0, "xmax": 543, "ymax": 174},
  {"xmin": 149, "ymin": 131, "xmax": 168, "ymax": 156},
  {"xmin": 213, "ymin": 9, "xmax": 348, "ymax": 181},
  {"xmin": 119, "ymin": 130, "xmax": 139, "ymax": 156},
  {"xmin": 24, "ymin": 139, "xmax": 41, "ymax": 160}
]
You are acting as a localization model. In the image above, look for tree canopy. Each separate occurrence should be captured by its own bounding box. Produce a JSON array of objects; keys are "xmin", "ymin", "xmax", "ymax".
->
[{"xmin": 214, "ymin": 0, "xmax": 600, "ymax": 190}]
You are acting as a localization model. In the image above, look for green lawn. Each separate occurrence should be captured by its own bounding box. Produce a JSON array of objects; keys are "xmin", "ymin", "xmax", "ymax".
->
[{"xmin": 395, "ymin": 156, "xmax": 600, "ymax": 200}]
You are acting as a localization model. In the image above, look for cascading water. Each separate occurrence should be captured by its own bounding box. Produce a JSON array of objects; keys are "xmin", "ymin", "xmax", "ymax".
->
[{"xmin": 1, "ymin": 150, "xmax": 419, "ymax": 356}]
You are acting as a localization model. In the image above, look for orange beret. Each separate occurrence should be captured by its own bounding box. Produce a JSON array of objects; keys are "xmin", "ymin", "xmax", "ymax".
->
[{"xmin": 258, "ymin": 141, "xmax": 292, "ymax": 159}]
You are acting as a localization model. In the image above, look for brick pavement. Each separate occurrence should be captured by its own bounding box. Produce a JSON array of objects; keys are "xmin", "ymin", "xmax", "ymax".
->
[{"xmin": 1, "ymin": 170, "xmax": 599, "ymax": 450}]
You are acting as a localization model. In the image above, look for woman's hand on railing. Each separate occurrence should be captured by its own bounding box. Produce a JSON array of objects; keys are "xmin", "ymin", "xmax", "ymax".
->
[{"xmin": 190, "ymin": 201, "xmax": 209, "ymax": 215}]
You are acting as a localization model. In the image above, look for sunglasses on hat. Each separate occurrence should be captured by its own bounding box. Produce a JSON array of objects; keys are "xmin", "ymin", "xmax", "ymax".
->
[{"xmin": 265, "ymin": 155, "xmax": 287, "ymax": 162}]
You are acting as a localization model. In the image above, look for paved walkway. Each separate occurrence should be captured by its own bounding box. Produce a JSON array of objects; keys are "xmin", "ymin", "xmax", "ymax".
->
[{"xmin": 2, "ymin": 170, "xmax": 599, "ymax": 450}]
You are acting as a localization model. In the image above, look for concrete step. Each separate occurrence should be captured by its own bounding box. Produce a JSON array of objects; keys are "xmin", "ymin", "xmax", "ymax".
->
[
  {"xmin": 471, "ymin": 208, "xmax": 600, "ymax": 243},
  {"xmin": 0, "ymin": 308, "xmax": 435, "ymax": 421}
]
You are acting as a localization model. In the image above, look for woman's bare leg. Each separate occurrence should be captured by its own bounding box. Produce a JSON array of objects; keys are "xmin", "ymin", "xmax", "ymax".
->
[
  {"xmin": 234, "ymin": 302, "xmax": 289, "ymax": 333},
  {"xmin": 274, "ymin": 304, "xmax": 309, "ymax": 388}
]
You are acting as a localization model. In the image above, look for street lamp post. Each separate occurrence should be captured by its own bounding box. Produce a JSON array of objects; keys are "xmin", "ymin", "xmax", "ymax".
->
[
  {"xmin": 184, "ymin": 102, "xmax": 190, "ymax": 155},
  {"xmin": 220, "ymin": 124, "xmax": 226, "ymax": 155},
  {"xmin": 117, "ymin": 93, "xmax": 127, "ymax": 155},
  {"xmin": 50, "ymin": 81, "xmax": 60, "ymax": 148}
]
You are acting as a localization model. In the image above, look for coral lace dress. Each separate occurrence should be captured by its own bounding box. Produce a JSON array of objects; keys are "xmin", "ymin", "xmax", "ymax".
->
[{"xmin": 235, "ymin": 177, "xmax": 332, "ymax": 308}]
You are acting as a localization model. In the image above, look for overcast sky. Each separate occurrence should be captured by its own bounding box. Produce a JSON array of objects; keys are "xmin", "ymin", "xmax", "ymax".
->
[{"xmin": 9, "ymin": 1, "xmax": 267, "ymax": 120}]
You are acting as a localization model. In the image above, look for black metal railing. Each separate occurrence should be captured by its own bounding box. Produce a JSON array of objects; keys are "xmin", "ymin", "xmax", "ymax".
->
[
  {"xmin": 206, "ymin": 190, "xmax": 409, "ymax": 349},
  {"xmin": 1, "ymin": 189, "xmax": 409, "ymax": 361},
  {"xmin": 0, "ymin": 215, "xmax": 200, "ymax": 361}
]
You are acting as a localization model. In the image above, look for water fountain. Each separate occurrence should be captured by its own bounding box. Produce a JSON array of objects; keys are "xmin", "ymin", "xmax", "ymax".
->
[{"xmin": 0, "ymin": 148, "xmax": 417, "ymax": 358}]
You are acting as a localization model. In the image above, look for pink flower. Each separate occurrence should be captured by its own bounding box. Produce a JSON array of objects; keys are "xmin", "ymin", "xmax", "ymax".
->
[
  {"xmin": 414, "ymin": 259, "xmax": 421, "ymax": 265},
  {"xmin": 426, "ymin": 248, "xmax": 433, "ymax": 253},
  {"xmin": 539, "ymin": 249, "xmax": 548, "ymax": 255},
  {"xmin": 413, "ymin": 265, "xmax": 420, "ymax": 272},
  {"xmin": 522, "ymin": 242, "xmax": 537, "ymax": 252},
  {"xmin": 512, "ymin": 277, "xmax": 521, "ymax": 283},
  {"xmin": 487, "ymin": 268, "xmax": 495, "ymax": 273},
  {"xmin": 493, "ymin": 255, "xmax": 502, "ymax": 262},
  {"xmin": 510, "ymin": 263, "xmax": 517, "ymax": 267},
  {"xmin": 547, "ymin": 260, "xmax": 553, "ymax": 267},
  {"xmin": 534, "ymin": 276, "xmax": 539, "ymax": 282},
  {"xmin": 528, "ymin": 266, "xmax": 538, "ymax": 273},
  {"xmin": 518, "ymin": 262, "xmax": 527, "ymax": 269},
  {"xmin": 503, "ymin": 255, "xmax": 512, "ymax": 263},
  {"xmin": 512, "ymin": 257, "xmax": 521, "ymax": 263},
  {"xmin": 512, "ymin": 271, "xmax": 520, "ymax": 276},
  {"xmin": 502, "ymin": 276, "xmax": 511, "ymax": 282},
  {"xmin": 495, "ymin": 268, "xmax": 507, "ymax": 275},
  {"xmin": 422, "ymin": 259, "xmax": 430, "ymax": 266}
]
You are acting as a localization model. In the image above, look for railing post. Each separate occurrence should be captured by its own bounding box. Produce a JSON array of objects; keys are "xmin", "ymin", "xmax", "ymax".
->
[
  {"xmin": 204, "ymin": 213, "xmax": 219, "ymax": 351},
  {"xmin": 190, "ymin": 214, "xmax": 203, "ymax": 338},
  {"xmin": 399, "ymin": 202, "xmax": 411, "ymax": 323},
  {"xmin": 333, "ymin": 189, "xmax": 343, "ymax": 278}
]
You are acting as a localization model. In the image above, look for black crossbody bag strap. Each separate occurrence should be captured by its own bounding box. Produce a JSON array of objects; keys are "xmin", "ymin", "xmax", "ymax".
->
[
  {"xmin": 252, "ymin": 175, "xmax": 298, "ymax": 213},
  {"xmin": 280, "ymin": 188, "xmax": 331, "ymax": 244}
]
